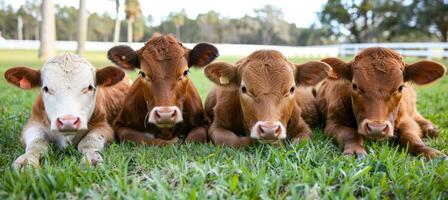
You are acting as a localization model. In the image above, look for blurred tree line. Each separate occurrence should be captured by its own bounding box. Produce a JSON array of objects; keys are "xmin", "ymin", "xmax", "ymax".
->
[{"xmin": 0, "ymin": 0, "xmax": 446, "ymax": 45}]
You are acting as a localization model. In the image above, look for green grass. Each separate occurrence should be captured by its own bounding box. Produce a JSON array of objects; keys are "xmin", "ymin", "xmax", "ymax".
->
[{"xmin": 0, "ymin": 50, "xmax": 447, "ymax": 199}]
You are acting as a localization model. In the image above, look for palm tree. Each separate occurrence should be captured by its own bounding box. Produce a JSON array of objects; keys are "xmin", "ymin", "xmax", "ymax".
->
[
  {"xmin": 17, "ymin": 16, "xmax": 23, "ymax": 40},
  {"xmin": 125, "ymin": 0, "xmax": 141, "ymax": 43},
  {"xmin": 38, "ymin": 0, "xmax": 56, "ymax": 59},
  {"xmin": 76, "ymin": 0, "xmax": 88, "ymax": 55},
  {"xmin": 113, "ymin": 0, "xmax": 120, "ymax": 44}
]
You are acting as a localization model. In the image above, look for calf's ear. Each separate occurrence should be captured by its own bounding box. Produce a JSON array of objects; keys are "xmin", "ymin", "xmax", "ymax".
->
[
  {"xmin": 321, "ymin": 57, "xmax": 352, "ymax": 80},
  {"xmin": 4, "ymin": 67, "xmax": 41, "ymax": 89},
  {"xmin": 107, "ymin": 45, "xmax": 139, "ymax": 70},
  {"xmin": 96, "ymin": 66, "xmax": 125, "ymax": 87},
  {"xmin": 404, "ymin": 60, "xmax": 446, "ymax": 85},
  {"xmin": 189, "ymin": 43, "xmax": 219, "ymax": 67},
  {"xmin": 204, "ymin": 62, "xmax": 238, "ymax": 87},
  {"xmin": 294, "ymin": 61, "xmax": 332, "ymax": 86}
]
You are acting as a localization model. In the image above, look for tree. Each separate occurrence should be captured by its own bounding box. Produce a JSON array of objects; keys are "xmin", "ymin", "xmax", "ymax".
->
[
  {"xmin": 196, "ymin": 11, "xmax": 221, "ymax": 42},
  {"xmin": 113, "ymin": 0, "xmax": 120, "ymax": 43},
  {"xmin": 76, "ymin": 0, "xmax": 88, "ymax": 55},
  {"xmin": 21, "ymin": 0, "xmax": 41, "ymax": 40},
  {"xmin": 55, "ymin": 5, "xmax": 78, "ymax": 40},
  {"xmin": 411, "ymin": 0, "xmax": 448, "ymax": 42},
  {"xmin": 124, "ymin": 0, "xmax": 141, "ymax": 42},
  {"xmin": 17, "ymin": 7, "xmax": 24, "ymax": 40},
  {"xmin": 169, "ymin": 10, "xmax": 186, "ymax": 39},
  {"xmin": 255, "ymin": 5, "xmax": 290, "ymax": 45},
  {"xmin": 133, "ymin": 16, "xmax": 145, "ymax": 41},
  {"xmin": 88, "ymin": 13, "xmax": 114, "ymax": 41},
  {"xmin": 38, "ymin": 0, "xmax": 56, "ymax": 60},
  {"xmin": 232, "ymin": 15, "xmax": 261, "ymax": 44},
  {"xmin": 320, "ymin": 0, "xmax": 366, "ymax": 43}
]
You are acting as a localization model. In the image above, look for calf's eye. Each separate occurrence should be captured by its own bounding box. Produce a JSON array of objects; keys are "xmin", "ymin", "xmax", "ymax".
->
[
  {"xmin": 241, "ymin": 86, "xmax": 247, "ymax": 93},
  {"xmin": 42, "ymin": 86, "xmax": 49, "ymax": 93},
  {"xmin": 290, "ymin": 86, "xmax": 295, "ymax": 93},
  {"xmin": 183, "ymin": 69, "xmax": 190, "ymax": 76},
  {"xmin": 352, "ymin": 83, "xmax": 358, "ymax": 90},
  {"xmin": 398, "ymin": 85, "xmax": 404, "ymax": 92},
  {"xmin": 88, "ymin": 84, "xmax": 95, "ymax": 91},
  {"xmin": 139, "ymin": 71, "xmax": 146, "ymax": 78}
]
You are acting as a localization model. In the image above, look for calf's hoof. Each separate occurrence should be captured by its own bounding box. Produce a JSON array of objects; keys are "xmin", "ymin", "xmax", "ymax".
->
[
  {"xmin": 13, "ymin": 154, "xmax": 39, "ymax": 169},
  {"xmin": 81, "ymin": 151, "xmax": 103, "ymax": 168},
  {"xmin": 419, "ymin": 146, "xmax": 443, "ymax": 159},
  {"xmin": 186, "ymin": 127, "xmax": 208, "ymax": 143},
  {"xmin": 343, "ymin": 145, "xmax": 367, "ymax": 159},
  {"xmin": 422, "ymin": 124, "xmax": 439, "ymax": 138},
  {"xmin": 163, "ymin": 137, "xmax": 180, "ymax": 145},
  {"xmin": 291, "ymin": 135, "xmax": 310, "ymax": 145}
]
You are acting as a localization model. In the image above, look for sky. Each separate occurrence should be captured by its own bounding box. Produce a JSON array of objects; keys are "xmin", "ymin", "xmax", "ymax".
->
[{"xmin": 8, "ymin": 0, "xmax": 326, "ymax": 27}]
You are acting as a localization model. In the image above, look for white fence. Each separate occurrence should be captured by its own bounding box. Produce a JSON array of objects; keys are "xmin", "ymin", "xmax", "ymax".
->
[
  {"xmin": 337, "ymin": 43, "xmax": 448, "ymax": 59},
  {"xmin": 0, "ymin": 40, "xmax": 447, "ymax": 58}
]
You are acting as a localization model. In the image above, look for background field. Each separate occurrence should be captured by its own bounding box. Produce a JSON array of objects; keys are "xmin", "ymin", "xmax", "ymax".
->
[{"xmin": 0, "ymin": 50, "xmax": 447, "ymax": 199}]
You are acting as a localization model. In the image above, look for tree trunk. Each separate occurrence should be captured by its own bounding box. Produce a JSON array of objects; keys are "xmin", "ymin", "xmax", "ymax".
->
[
  {"xmin": 76, "ymin": 0, "xmax": 88, "ymax": 55},
  {"xmin": 175, "ymin": 25, "xmax": 180, "ymax": 39},
  {"xmin": 127, "ymin": 18, "xmax": 133, "ymax": 43},
  {"xmin": 35, "ymin": 24, "xmax": 39, "ymax": 40},
  {"xmin": 17, "ymin": 15, "xmax": 23, "ymax": 40},
  {"xmin": 38, "ymin": 0, "xmax": 56, "ymax": 60},
  {"xmin": 441, "ymin": 30, "xmax": 447, "ymax": 42},
  {"xmin": 113, "ymin": 0, "xmax": 120, "ymax": 44}
]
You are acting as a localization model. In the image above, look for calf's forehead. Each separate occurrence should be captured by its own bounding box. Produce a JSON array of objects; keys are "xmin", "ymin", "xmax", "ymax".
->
[
  {"xmin": 353, "ymin": 57, "xmax": 404, "ymax": 89},
  {"xmin": 40, "ymin": 54, "xmax": 96, "ymax": 87},
  {"xmin": 242, "ymin": 60, "xmax": 294, "ymax": 91}
]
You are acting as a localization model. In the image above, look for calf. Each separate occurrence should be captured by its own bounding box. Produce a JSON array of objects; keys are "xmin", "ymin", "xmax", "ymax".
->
[
  {"xmin": 204, "ymin": 50, "xmax": 332, "ymax": 147},
  {"xmin": 108, "ymin": 34, "xmax": 218, "ymax": 145},
  {"xmin": 317, "ymin": 47, "xmax": 446, "ymax": 158},
  {"xmin": 4, "ymin": 53, "xmax": 130, "ymax": 168}
]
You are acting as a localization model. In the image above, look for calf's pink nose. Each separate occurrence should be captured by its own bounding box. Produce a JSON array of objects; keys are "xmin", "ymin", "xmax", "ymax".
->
[
  {"xmin": 154, "ymin": 107, "xmax": 178, "ymax": 124},
  {"xmin": 57, "ymin": 115, "xmax": 80, "ymax": 131},
  {"xmin": 366, "ymin": 121, "xmax": 388, "ymax": 135},
  {"xmin": 257, "ymin": 121, "xmax": 282, "ymax": 140}
]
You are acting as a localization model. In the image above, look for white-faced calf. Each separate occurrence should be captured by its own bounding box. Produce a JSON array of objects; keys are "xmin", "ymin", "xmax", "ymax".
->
[{"xmin": 4, "ymin": 53, "xmax": 130, "ymax": 168}]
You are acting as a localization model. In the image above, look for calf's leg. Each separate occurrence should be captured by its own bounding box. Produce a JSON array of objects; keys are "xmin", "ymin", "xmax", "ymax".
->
[
  {"xmin": 186, "ymin": 126, "xmax": 208, "ymax": 143},
  {"xmin": 77, "ymin": 125, "xmax": 112, "ymax": 167},
  {"xmin": 117, "ymin": 127, "xmax": 178, "ymax": 146},
  {"xmin": 209, "ymin": 125, "xmax": 252, "ymax": 148},
  {"xmin": 288, "ymin": 107, "xmax": 312, "ymax": 144},
  {"xmin": 413, "ymin": 112, "xmax": 439, "ymax": 138},
  {"xmin": 324, "ymin": 120, "xmax": 366, "ymax": 158},
  {"xmin": 13, "ymin": 126, "xmax": 49, "ymax": 169},
  {"xmin": 397, "ymin": 117, "xmax": 443, "ymax": 159}
]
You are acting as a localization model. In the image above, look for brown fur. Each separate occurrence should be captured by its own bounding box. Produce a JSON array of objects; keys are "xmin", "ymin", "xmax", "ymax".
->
[
  {"xmin": 318, "ymin": 47, "xmax": 446, "ymax": 158},
  {"xmin": 110, "ymin": 34, "xmax": 218, "ymax": 145},
  {"xmin": 204, "ymin": 50, "xmax": 331, "ymax": 147}
]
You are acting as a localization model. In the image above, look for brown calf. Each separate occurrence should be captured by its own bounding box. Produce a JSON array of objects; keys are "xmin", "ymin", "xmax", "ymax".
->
[
  {"xmin": 108, "ymin": 34, "xmax": 218, "ymax": 145},
  {"xmin": 317, "ymin": 47, "xmax": 446, "ymax": 159},
  {"xmin": 204, "ymin": 50, "xmax": 332, "ymax": 147}
]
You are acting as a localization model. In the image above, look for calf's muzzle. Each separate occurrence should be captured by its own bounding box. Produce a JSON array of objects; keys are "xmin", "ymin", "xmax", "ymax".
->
[{"xmin": 56, "ymin": 115, "xmax": 81, "ymax": 132}]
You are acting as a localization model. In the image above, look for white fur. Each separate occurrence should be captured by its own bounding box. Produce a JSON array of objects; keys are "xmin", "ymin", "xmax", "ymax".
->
[
  {"xmin": 250, "ymin": 121, "xmax": 287, "ymax": 140},
  {"xmin": 40, "ymin": 53, "xmax": 97, "ymax": 132},
  {"xmin": 13, "ymin": 53, "xmax": 110, "ymax": 169},
  {"xmin": 22, "ymin": 126, "xmax": 47, "ymax": 150}
]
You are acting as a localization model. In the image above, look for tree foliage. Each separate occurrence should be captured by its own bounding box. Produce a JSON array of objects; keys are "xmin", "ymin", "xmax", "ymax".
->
[{"xmin": 0, "ymin": 1, "xmax": 445, "ymax": 44}]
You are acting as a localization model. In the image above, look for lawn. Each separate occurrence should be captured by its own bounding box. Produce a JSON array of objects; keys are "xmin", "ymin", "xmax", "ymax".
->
[{"xmin": 0, "ymin": 50, "xmax": 447, "ymax": 199}]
